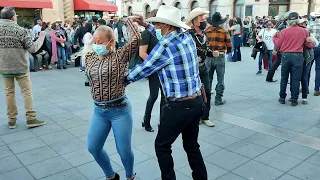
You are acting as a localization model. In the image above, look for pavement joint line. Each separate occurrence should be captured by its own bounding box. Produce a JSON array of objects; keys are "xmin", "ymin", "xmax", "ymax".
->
[{"xmin": 217, "ymin": 113, "xmax": 320, "ymax": 150}]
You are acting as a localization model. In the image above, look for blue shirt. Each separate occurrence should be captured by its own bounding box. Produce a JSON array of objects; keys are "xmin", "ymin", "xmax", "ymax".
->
[{"xmin": 127, "ymin": 24, "xmax": 201, "ymax": 99}]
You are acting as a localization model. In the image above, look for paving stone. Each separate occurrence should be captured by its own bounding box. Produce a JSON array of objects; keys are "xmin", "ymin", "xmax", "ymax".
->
[
  {"xmin": 40, "ymin": 168, "xmax": 87, "ymax": 180},
  {"xmin": 50, "ymin": 138, "xmax": 86, "ymax": 155},
  {"xmin": 304, "ymin": 127, "xmax": 320, "ymax": 138},
  {"xmin": 252, "ymin": 114, "xmax": 288, "ymax": 126},
  {"xmin": 254, "ymin": 150, "xmax": 303, "ymax": 172},
  {"xmin": 0, "ymin": 155, "xmax": 23, "ymax": 174},
  {"xmin": 273, "ymin": 141, "xmax": 317, "ymax": 160},
  {"xmin": 76, "ymin": 161, "xmax": 122, "ymax": 180},
  {"xmin": 276, "ymin": 121, "xmax": 315, "ymax": 133},
  {"xmin": 0, "ymin": 168, "xmax": 34, "ymax": 180},
  {"xmin": 221, "ymin": 126, "xmax": 257, "ymax": 139},
  {"xmin": 0, "ymin": 138, "xmax": 4, "ymax": 146},
  {"xmin": 67, "ymin": 125, "xmax": 89, "ymax": 137},
  {"xmin": 26, "ymin": 156, "xmax": 72, "ymax": 179},
  {"xmin": 203, "ymin": 132, "xmax": 241, "ymax": 148},
  {"xmin": 110, "ymin": 148, "xmax": 151, "ymax": 166},
  {"xmin": 55, "ymin": 118, "xmax": 88, "ymax": 129},
  {"xmin": 179, "ymin": 160, "xmax": 228, "ymax": 180},
  {"xmin": 277, "ymin": 174, "xmax": 302, "ymax": 180},
  {"xmin": 135, "ymin": 141, "xmax": 156, "ymax": 157},
  {"xmin": 244, "ymin": 133, "xmax": 285, "ymax": 148},
  {"xmin": 61, "ymin": 148, "xmax": 94, "ymax": 167},
  {"xmin": 306, "ymin": 151, "xmax": 320, "ymax": 167},
  {"xmin": 233, "ymin": 160, "xmax": 283, "ymax": 180},
  {"xmin": 132, "ymin": 158, "xmax": 161, "ymax": 180},
  {"xmin": 0, "ymin": 145, "xmax": 13, "ymax": 159},
  {"xmin": 40, "ymin": 130, "xmax": 75, "ymax": 145},
  {"xmin": 205, "ymin": 149, "xmax": 249, "ymax": 171},
  {"xmin": 48, "ymin": 112, "xmax": 80, "ymax": 122},
  {"xmin": 8, "ymin": 137, "xmax": 46, "ymax": 154},
  {"xmin": 289, "ymin": 162, "xmax": 320, "ymax": 180},
  {"xmin": 198, "ymin": 140, "xmax": 222, "ymax": 157},
  {"xmin": 198, "ymin": 125, "xmax": 217, "ymax": 139},
  {"xmin": 31, "ymin": 123, "xmax": 64, "ymax": 136},
  {"xmin": 16, "ymin": 146, "xmax": 58, "ymax": 166},
  {"xmin": 225, "ymin": 140, "xmax": 268, "ymax": 159},
  {"xmin": 216, "ymin": 172, "xmax": 246, "ymax": 180},
  {"xmin": 205, "ymin": 119, "xmax": 234, "ymax": 132},
  {"xmin": 0, "ymin": 124, "xmax": 28, "ymax": 136},
  {"xmin": 0, "ymin": 130, "xmax": 36, "ymax": 144}
]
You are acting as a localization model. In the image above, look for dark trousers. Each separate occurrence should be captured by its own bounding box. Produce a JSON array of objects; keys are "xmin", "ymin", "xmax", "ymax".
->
[
  {"xmin": 206, "ymin": 55, "xmax": 225, "ymax": 103},
  {"xmin": 266, "ymin": 53, "xmax": 282, "ymax": 81},
  {"xmin": 301, "ymin": 62, "xmax": 312, "ymax": 99},
  {"xmin": 242, "ymin": 31, "xmax": 249, "ymax": 46},
  {"xmin": 279, "ymin": 53, "xmax": 304, "ymax": 101},
  {"xmin": 199, "ymin": 65, "xmax": 211, "ymax": 120},
  {"xmin": 155, "ymin": 96, "xmax": 207, "ymax": 180},
  {"xmin": 314, "ymin": 46, "xmax": 320, "ymax": 91},
  {"xmin": 144, "ymin": 73, "xmax": 162, "ymax": 125}
]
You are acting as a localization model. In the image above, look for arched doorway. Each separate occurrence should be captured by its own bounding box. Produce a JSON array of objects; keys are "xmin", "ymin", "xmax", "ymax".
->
[
  {"xmin": 190, "ymin": 1, "xmax": 200, "ymax": 11},
  {"xmin": 234, "ymin": 0, "xmax": 245, "ymax": 18},
  {"xmin": 127, "ymin": 6, "xmax": 133, "ymax": 16},
  {"xmin": 144, "ymin": 4, "xmax": 151, "ymax": 17},
  {"xmin": 209, "ymin": 0, "xmax": 218, "ymax": 16},
  {"xmin": 174, "ymin": 1, "xmax": 182, "ymax": 9},
  {"xmin": 268, "ymin": 0, "xmax": 290, "ymax": 18}
]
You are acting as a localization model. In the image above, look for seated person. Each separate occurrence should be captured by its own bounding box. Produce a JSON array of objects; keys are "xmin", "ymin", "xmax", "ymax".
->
[
  {"xmin": 32, "ymin": 35, "xmax": 50, "ymax": 70},
  {"xmin": 29, "ymin": 53, "xmax": 35, "ymax": 72}
]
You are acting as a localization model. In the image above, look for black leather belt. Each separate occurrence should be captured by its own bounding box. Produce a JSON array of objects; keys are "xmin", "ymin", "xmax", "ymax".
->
[
  {"xmin": 94, "ymin": 97, "xmax": 126, "ymax": 108},
  {"xmin": 165, "ymin": 91, "xmax": 202, "ymax": 102}
]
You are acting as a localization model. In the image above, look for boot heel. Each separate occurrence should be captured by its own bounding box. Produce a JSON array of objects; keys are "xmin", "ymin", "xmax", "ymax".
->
[{"xmin": 141, "ymin": 122, "xmax": 145, "ymax": 127}]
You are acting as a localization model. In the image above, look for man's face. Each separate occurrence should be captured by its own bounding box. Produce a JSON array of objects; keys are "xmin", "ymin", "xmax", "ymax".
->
[
  {"xmin": 193, "ymin": 14, "xmax": 206, "ymax": 27},
  {"xmin": 245, "ymin": 17, "xmax": 249, "ymax": 21},
  {"xmin": 37, "ymin": 19, "xmax": 42, "ymax": 25},
  {"xmin": 154, "ymin": 22, "xmax": 170, "ymax": 35}
]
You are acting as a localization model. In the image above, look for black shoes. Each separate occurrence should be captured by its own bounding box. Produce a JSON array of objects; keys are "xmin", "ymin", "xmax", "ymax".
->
[
  {"xmin": 63, "ymin": 66, "xmax": 67, "ymax": 69},
  {"xmin": 215, "ymin": 100, "xmax": 226, "ymax": 106},
  {"xmin": 57, "ymin": 66, "xmax": 61, "ymax": 69},
  {"xmin": 142, "ymin": 121, "xmax": 154, "ymax": 132},
  {"xmin": 109, "ymin": 173, "xmax": 120, "ymax": 180},
  {"xmin": 266, "ymin": 79, "xmax": 277, "ymax": 82},
  {"xmin": 278, "ymin": 98, "xmax": 285, "ymax": 104},
  {"xmin": 85, "ymin": 82, "xmax": 90, "ymax": 86},
  {"xmin": 291, "ymin": 100, "xmax": 298, "ymax": 106}
]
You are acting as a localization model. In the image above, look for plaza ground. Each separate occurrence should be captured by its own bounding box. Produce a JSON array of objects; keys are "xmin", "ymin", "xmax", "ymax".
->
[{"xmin": 0, "ymin": 47, "xmax": 319, "ymax": 180}]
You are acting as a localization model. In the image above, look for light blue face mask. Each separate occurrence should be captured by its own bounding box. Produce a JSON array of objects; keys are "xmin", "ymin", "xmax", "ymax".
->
[
  {"xmin": 92, "ymin": 44, "xmax": 108, "ymax": 56},
  {"xmin": 155, "ymin": 29, "xmax": 163, "ymax": 40}
]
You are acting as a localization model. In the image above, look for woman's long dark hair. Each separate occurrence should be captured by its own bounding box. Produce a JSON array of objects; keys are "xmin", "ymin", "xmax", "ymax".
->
[{"xmin": 235, "ymin": 17, "xmax": 243, "ymax": 33}]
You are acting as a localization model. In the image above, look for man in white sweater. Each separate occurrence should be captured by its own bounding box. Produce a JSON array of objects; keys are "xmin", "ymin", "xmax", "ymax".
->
[{"xmin": 0, "ymin": 6, "xmax": 46, "ymax": 129}]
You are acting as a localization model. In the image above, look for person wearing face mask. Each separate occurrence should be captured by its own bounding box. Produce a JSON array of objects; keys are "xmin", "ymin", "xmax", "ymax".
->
[
  {"xmin": 0, "ymin": 6, "xmax": 47, "ymax": 129},
  {"xmin": 185, "ymin": 8, "xmax": 214, "ymax": 127},
  {"xmin": 127, "ymin": 5, "xmax": 208, "ymax": 180},
  {"xmin": 256, "ymin": 20, "xmax": 277, "ymax": 75},
  {"xmin": 85, "ymin": 16, "xmax": 141, "ymax": 180}
]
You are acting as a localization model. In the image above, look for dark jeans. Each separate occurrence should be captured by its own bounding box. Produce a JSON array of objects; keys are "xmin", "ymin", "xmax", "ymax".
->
[
  {"xmin": 314, "ymin": 46, "xmax": 320, "ymax": 91},
  {"xmin": 199, "ymin": 65, "xmax": 211, "ymax": 120},
  {"xmin": 155, "ymin": 96, "xmax": 207, "ymax": 180},
  {"xmin": 206, "ymin": 55, "xmax": 225, "ymax": 102},
  {"xmin": 144, "ymin": 73, "xmax": 161, "ymax": 125},
  {"xmin": 45, "ymin": 41, "xmax": 52, "ymax": 65},
  {"xmin": 266, "ymin": 53, "xmax": 281, "ymax": 81},
  {"xmin": 259, "ymin": 50, "xmax": 273, "ymax": 71},
  {"xmin": 242, "ymin": 31, "xmax": 249, "ymax": 46},
  {"xmin": 232, "ymin": 35, "xmax": 242, "ymax": 62},
  {"xmin": 301, "ymin": 62, "xmax": 312, "ymax": 99},
  {"xmin": 279, "ymin": 53, "xmax": 304, "ymax": 101}
]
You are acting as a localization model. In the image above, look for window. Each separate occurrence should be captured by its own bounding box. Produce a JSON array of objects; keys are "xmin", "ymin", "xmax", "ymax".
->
[
  {"xmin": 128, "ymin": 6, "xmax": 133, "ymax": 16},
  {"xmin": 144, "ymin": 4, "xmax": 151, "ymax": 17},
  {"xmin": 234, "ymin": 0, "xmax": 244, "ymax": 18},
  {"xmin": 209, "ymin": 0, "xmax": 217, "ymax": 16},
  {"xmin": 191, "ymin": 1, "xmax": 199, "ymax": 10},
  {"xmin": 174, "ymin": 2, "xmax": 182, "ymax": 9}
]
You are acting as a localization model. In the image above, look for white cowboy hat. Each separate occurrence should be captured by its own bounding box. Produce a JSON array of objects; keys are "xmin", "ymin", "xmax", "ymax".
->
[
  {"xmin": 145, "ymin": 5, "xmax": 191, "ymax": 29},
  {"xmin": 74, "ymin": 15, "xmax": 79, "ymax": 19},
  {"xmin": 311, "ymin": 12, "xmax": 320, "ymax": 17},
  {"xmin": 185, "ymin": 8, "xmax": 209, "ymax": 25}
]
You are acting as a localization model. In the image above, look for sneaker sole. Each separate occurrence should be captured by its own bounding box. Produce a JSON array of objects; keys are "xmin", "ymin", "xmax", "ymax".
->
[
  {"xmin": 27, "ymin": 122, "xmax": 46, "ymax": 128},
  {"xmin": 9, "ymin": 125, "xmax": 16, "ymax": 129}
]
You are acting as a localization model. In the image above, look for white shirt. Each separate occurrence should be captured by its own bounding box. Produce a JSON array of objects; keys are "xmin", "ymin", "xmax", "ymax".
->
[
  {"xmin": 258, "ymin": 28, "xmax": 277, "ymax": 50},
  {"xmin": 32, "ymin": 24, "xmax": 41, "ymax": 40},
  {"xmin": 114, "ymin": 25, "xmax": 128, "ymax": 43}
]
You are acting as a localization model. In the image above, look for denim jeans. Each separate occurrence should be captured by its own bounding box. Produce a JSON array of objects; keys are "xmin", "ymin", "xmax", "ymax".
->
[
  {"xmin": 155, "ymin": 96, "xmax": 207, "ymax": 180},
  {"xmin": 266, "ymin": 53, "xmax": 282, "ymax": 81},
  {"xmin": 206, "ymin": 55, "xmax": 225, "ymax": 102},
  {"xmin": 301, "ymin": 62, "xmax": 312, "ymax": 99},
  {"xmin": 242, "ymin": 31, "xmax": 249, "ymax": 46},
  {"xmin": 35, "ymin": 53, "xmax": 50, "ymax": 69},
  {"xmin": 199, "ymin": 64, "xmax": 211, "ymax": 120},
  {"xmin": 66, "ymin": 47, "xmax": 72, "ymax": 61},
  {"xmin": 279, "ymin": 53, "xmax": 304, "ymax": 101},
  {"xmin": 45, "ymin": 41, "xmax": 52, "ymax": 65},
  {"xmin": 314, "ymin": 46, "xmax": 320, "ymax": 91},
  {"xmin": 227, "ymin": 36, "xmax": 234, "ymax": 60},
  {"xmin": 232, "ymin": 35, "xmax": 242, "ymax": 62},
  {"xmin": 29, "ymin": 54, "xmax": 35, "ymax": 70},
  {"xmin": 259, "ymin": 50, "xmax": 273, "ymax": 71},
  {"xmin": 57, "ymin": 46, "xmax": 66, "ymax": 66},
  {"xmin": 87, "ymin": 97, "xmax": 134, "ymax": 179},
  {"xmin": 144, "ymin": 73, "xmax": 161, "ymax": 124}
]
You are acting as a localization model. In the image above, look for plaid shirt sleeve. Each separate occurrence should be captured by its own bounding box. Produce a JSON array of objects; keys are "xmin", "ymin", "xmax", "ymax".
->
[{"xmin": 127, "ymin": 42, "xmax": 171, "ymax": 83}]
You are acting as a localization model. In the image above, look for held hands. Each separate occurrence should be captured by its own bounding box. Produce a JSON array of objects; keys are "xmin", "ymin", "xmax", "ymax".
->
[
  {"xmin": 129, "ymin": 14, "xmax": 148, "ymax": 27},
  {"xmin": 212, "ymin": 50, "xmax": 219, "ymax": 57},
  {"xmin": 39, "ymin": 31, "xmax": 46, "ymax": 38},
  {"xmin": 274, "ymin": 31, "xmax": 280, "ymax": 38},
  {"xmin": 306, "ymin": 37, "xmax": 313, "ymax": 43}
]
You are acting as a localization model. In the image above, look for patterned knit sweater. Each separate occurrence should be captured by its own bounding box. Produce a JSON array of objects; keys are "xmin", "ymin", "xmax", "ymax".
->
[{"xmin": 0, "ymin": 19, "xmax": 44, "ymax": 74}]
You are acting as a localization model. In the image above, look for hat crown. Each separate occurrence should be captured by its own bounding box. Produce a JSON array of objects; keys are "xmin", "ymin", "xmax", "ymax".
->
[
  {"xmin": 156, "ymin": 5, "xmax": 182, "ymax": 24},
  {"xmin": 211, "ymin": 12, "xmax": 223, "ymax": 21}
]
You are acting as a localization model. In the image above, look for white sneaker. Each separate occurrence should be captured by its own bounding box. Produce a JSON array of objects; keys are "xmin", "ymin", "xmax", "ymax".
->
[
  {"xmin": 48, "ymin": 65, "xmax": 52, "ymax": 69},
  {"xmin": 201, "ymin": 120, "xmax": 215, "ymax": 127},
  {"xmin": 302, "ymin": 99, "xmax": 308, "ymax": 105}
]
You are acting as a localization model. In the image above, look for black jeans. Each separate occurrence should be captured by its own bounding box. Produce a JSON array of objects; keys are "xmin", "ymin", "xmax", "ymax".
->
[
  {"xmin": 144, "ymin": 73, "xmax": 162, "ymax": 125},
  {"xmin": 279, "ymin": 53, "xmax": 304, "ymax": 101},
  {"xmin": 206, "ymin": 55, "xmax": 225, "ymax": 102},
  {"xmin": 199, "ymin": 65, "xmax": 211, "ymax": 120},
  {"xmin": 155, "ymin": 96, "xmax": 207, "ymax": 180},
  {"xmin": 266, "ymin": 53, "xmax": 282, "ymax": 81}
]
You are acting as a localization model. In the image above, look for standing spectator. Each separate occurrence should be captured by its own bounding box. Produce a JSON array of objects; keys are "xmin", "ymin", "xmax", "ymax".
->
[
  {"xmin": 50, "ymin": 23, "xmax": 66, "ymax": 69},
  {"xmin": 206, "ymin": 12, "xmax": 232, "ymax": 106},
  {"xmin": 115, "ymin": 17, "xmax": 129, "ymax": 48},
  {"xmin": 273, "ymin": 12, "xmax": 314, "ymax": 106},
  {"xmin": 0, "ymin": 6, "xmax": 46, "ymax": 129},
  {"xmin": 230, "ymin": 17, "xmax": 243, "ymax": 62},
  {"xmin": 227, "ymin": 19, "xmax": 235, "ymax": 61},
  {"xmin": 32, "ymin": 18, "xmax": 42, "ymax": 40},
  {"xmin": 242, "ymin": 16, "xmax": 251, "ymax": 46},
  {"xmin": 310, "ymin": 12, "xmax": 320, "ymax": 96},
  {"xmin": 44, "ymin": 22, "xmax": 53, "ymax": 69}
]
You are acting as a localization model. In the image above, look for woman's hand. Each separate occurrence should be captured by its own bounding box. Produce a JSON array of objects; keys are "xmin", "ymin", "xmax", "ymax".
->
[{"xmin": 130, "ymin": 14, "xmax": 148, "ymax": 27}]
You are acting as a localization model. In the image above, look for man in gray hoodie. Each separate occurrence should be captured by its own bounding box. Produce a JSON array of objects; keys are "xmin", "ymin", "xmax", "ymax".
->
[{"xmin": 0, "ymin": 6, "xmax": 46, "ymax": 129}]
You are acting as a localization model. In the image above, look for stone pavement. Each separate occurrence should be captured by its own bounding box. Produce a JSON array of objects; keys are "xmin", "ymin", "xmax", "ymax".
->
[{"xmin": 0, "ymin": 47, "xmax": 319, "ymax": 180}]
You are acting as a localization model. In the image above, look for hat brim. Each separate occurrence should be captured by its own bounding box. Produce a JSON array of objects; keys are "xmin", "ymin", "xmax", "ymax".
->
[
  {"xmin": 206, "ymin": 17, "xmax": 227, "ymax": 26},
  {"xmin": 185, "ymin": 11, "xmax": 209, "ymax": 25},
  {"xmin": 146, "ymin": 17, "xmax": 191, "ymax": 29}
]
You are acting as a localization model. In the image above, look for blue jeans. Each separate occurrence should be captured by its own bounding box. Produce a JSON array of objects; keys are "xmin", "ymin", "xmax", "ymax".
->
[
  {"xmin": 258, "ymin": 50, "xmax": 273, "ymax": 71},
  {"xmin": 87, "ymin": 97, "xmax": 134, "ymax": 179},
  {"xmin": 66, "ymin": 47, "xmax": 72, "ymax": 61},
  {"xmin": 279, "ymin": 53, "xmax": 304, "ymax": 101},
  {"xmin": 232, "ymin": 35, "xmax": 242, "ymax": 62},
  {"xmin": 57, "ymin": 46, "xmax": 66, "ymax": 66},
  {"xmin": 227, "ymin": 36, "xmax": 234, "ymax": 60},
  {"xmin": 314, "ymin": 46, "xmax": 320, "ymax": 91},
  {"xmin": 301, "ymin": 62, "xmax": 312, "ymax": 98},
  {"xmin": 29, "ymin": 54, "xmax": 35, "ymax": 70}
]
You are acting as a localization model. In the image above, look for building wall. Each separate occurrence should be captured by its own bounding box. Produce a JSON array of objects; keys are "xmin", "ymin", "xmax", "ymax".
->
[{"xmin": 42, "ymin": 0, "xmax": 65, "ymax": 24}]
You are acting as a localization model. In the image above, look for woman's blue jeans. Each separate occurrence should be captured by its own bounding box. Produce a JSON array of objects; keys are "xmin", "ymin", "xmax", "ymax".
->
[
  {"xmin": 87, "ymin": 97, "xmax": 134, "ymax": 179},
  {"xmin": 227, "ymin": 36, "xmax": 234, "ymax": 60},
  {"xmin": 232, "ymin": 35, "xmax": 242, "ymax": 62},
  {"xmin": 29, "ymin": 54, "xmax": 35, "ymax": 70}
]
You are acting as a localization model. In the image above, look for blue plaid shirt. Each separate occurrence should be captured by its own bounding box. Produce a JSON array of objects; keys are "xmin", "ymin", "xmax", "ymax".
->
[{"xmin": 127, "ymin": 24, "xmax": 201, "ymax": 98}]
